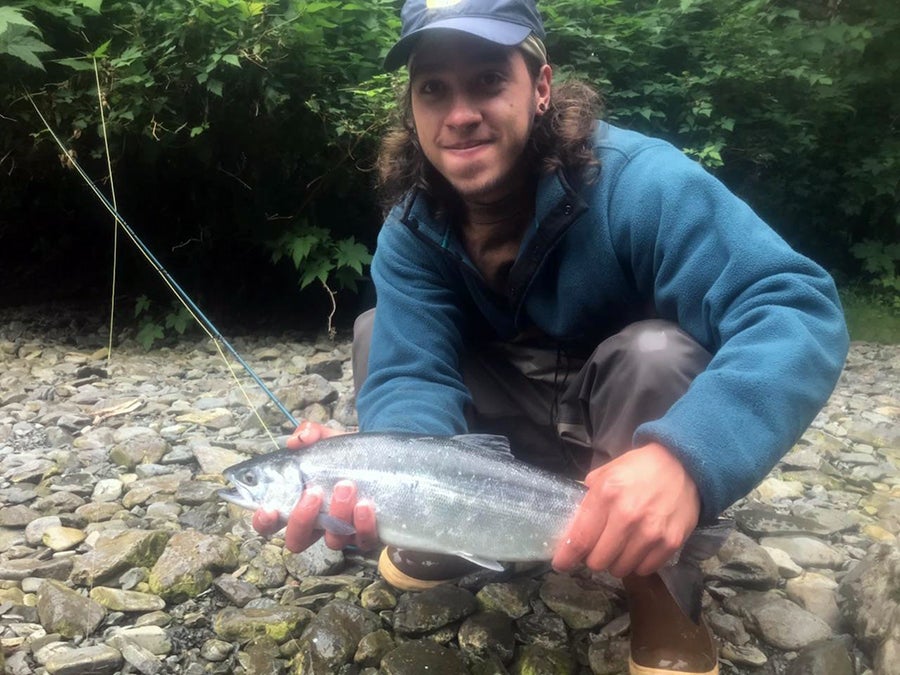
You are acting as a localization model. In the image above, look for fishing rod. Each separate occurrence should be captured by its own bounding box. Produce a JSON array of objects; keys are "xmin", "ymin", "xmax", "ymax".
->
[{"xmin": 25, "ymin": 91, "xmax": 300, "ymax": 431}]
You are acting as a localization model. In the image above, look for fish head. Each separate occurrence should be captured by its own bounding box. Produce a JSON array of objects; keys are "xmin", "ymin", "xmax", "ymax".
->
[{"xmin": 219, "ymin": 453, "xmax": 306, "ymax": 518}]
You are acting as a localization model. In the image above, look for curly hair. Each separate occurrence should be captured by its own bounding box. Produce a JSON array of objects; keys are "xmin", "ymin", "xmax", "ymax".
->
[{"xmin": 375, "ymin": 54, "xmax": 603, "ymax": 211}]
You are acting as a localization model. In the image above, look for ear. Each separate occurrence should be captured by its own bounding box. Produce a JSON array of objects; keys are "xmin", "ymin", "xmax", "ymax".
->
[{"xmin": 534, "ymin": 64, "xmax": 553, "ymax": 115}]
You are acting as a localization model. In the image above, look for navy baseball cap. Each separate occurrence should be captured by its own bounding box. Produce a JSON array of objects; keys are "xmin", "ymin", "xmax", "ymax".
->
[{"xmin": 384, "ymin": 0, "xmax": 546, "ymax": 71}]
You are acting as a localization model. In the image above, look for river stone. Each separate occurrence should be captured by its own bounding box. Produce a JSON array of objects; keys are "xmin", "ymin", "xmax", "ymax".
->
[
  {"xmin": 476, "ymin": 579, "xmax": 539, "ymax": 619},
  {"xmin": 236, "ymin": 636, "xmax": 283, "ymax": 675},
  {"xmin": 75, "ymin": 502, "xmax": 124, "ymax": 523},
  {"xmin": 735, "ymin": 508, "xmax": 835, "ymax": 537},
  {"xmin": 296, "ymin": 599, "xmax": 382, "ymax": 669},
  {"xmin": 514, "ymin": 612, "xmax": 569, "ymax": 649},
  {"xmin": 191, "ymin": 445, "xmax": 250, "ymax": 476},
  {"xmin": 200, "ymin": 638, "xmax": 233, "ymax": 661},
  {"xmin": 459, "ymin": 611, "xmax": 516, "ymax": 663},
  {"xmin": 283, "ymin": 537, "xmax": 345, "ymax": 578},
  {"xmin": 759, "ymin": 536, "xmax": 845, "ymax": 569},
  {"xmin": 701, "ymin": 530, "xmax": 779, "ymax": 589},
  {"xmin": 148, "ymin": 529, "xmax": 238, "ymax": 601},
  {"xmin": 354, "ymin": 629, "xmax": 395, "ymax": 667},
  {"xmin": 105, "ymin": 626, "xmax": 172, "ymax": 655},
  {"xmin": 0, "ymin": 504, "xmax": 41, "ymax": 527},
  {"xmin": 175, "ymin": 407, "xmax": 234, "ymax": 429},
  {"xmin": 213, "ymin": 605, "xmax": 315, "ymax": 643},
  {"xmin": 538, "ymin": 574, "xmax": 615, "ymax": 630},
  {"xmin": 785, "ymin": 572, "xmax": 843, "ymax": 630},
  {"xmin": 243, "ymin": 544, "xmax": 287, "ymax": 589},
  {"xmin": 70, "ymin": 529, "xmax": 170, "ymax": 585},
  {"xmin": 724, "ymin": 590, "xmax": 833, "ymax": 650},
  {"xmin": 360, "ymin": 580, "xmax": 397, "ymax": 612},
  {"xmin": 380, "ymin": 640, "xmax": 468, "ymax": 675},
  {"xmin": 173, "ymin": 480, "xmax": 221, "ymax": 506},
  {"xmin": 213, "ymin": 573, "xmax": 261, "ymax": 607},
  {"xmin": 42, "ymin": 525, "xmax": 86, "ymax": 551},
  {"xmin": 837, "ymin": 543, "xmax": 900, "ymax": 665},
  {"xmin": 36, "ymin": 580, "xmax": 106, "ymax": 638},
  {"xmin": 88, "ymin": 587, "xmax": 166, "ymax": 612},
  {"xmin": 587, "ymin": 636, "xmax": 630, "ymax": 675},
  {"xmin": 25, "ymin": 515, "xmax": 62, "ymax": 546},
  {"xmin": 510, "ymin": 644, "xmax": 576, "ymax": 675},
  {"xmin": 786, "ymin": 638, "xmax": 855, "ymax": 675},
  {"xmin": 720, "ymin": 642, "xmax": 769, "ymax": 668},
  {"xmin": 109, "ymin": 433, "xmax": 169, "ymax": 469},
  {"xmin": 0, "ymin": 557, "xmax": 73, "ymax": 581},
  {"xmin": 392, "ymin": 584, "xmax": 478, "ymax": 635},
  {"xmin": 113, "ymin": 639, "xmax": 163, "ymax": 675},
  {"xmin": 43, "ymin": 644, "xmax": 122, "ymax": 675},
  {"xmin": 761, "ymin": 545, "xmax": 804, "ymax": 578}
]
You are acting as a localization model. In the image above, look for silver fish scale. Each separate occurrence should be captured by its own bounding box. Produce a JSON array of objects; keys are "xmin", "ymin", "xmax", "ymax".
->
[{"xmin": 252, "ymin": 434, "xmax": 587, "ymax": 562}]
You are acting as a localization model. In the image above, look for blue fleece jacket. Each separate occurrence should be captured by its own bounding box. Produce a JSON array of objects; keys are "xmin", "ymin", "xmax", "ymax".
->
[{"xmin": 357, "ymin": 122, "xmax": 849, "ymax": 523}]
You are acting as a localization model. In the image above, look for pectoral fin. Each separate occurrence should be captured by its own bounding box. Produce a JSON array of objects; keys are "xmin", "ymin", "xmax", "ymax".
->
[
  {"xmin": 455, "ymin": 553, "xmax": 505, "ymax": 572},
  {"xmin": 315, "ymin": 513, "xmax": 356, "ymax": 536}
]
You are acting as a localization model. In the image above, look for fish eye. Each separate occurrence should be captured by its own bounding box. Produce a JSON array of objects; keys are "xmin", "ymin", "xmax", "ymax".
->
[{"xmin": 242, "ymin": 470, "xmax": 257, "ymax": 486}]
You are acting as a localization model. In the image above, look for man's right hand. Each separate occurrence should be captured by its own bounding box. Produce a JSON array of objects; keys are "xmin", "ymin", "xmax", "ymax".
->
[{"xmin": 251, "ymin": 421, "xmax": 380, "ymax": 553}]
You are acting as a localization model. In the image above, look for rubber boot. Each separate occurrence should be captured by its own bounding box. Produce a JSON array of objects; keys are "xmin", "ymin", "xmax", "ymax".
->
[
  {"xmin": 624, "ymin": 573, "xmax": 719, "ymax": 675},
  {"xmin": 377, "ymin": 547, "xmax": 482, "ymax": 592}
]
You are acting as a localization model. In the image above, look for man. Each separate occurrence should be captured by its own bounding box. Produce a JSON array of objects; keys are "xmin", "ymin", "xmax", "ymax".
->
[{"xmin": 255, "ymin": 0, "xmax": 849, "ymax": 672}]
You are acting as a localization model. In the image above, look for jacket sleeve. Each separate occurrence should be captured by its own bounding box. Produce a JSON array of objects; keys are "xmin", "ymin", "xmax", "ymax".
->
[
  {"xmin": 355, "ymin": 216, "xmax": 472, "ymax": 434},
  {"xmin": 606, "ymin": 142, "xmax": 849, "ymax": 523}
]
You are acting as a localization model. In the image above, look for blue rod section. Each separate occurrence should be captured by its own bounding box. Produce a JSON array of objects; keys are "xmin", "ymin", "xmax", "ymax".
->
[{"xmin": 28, "ymin": 94, "xmax": 300, "ymax": 429}]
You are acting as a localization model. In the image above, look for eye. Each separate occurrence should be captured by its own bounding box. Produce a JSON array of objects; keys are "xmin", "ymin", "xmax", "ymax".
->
[
  {"xmin": 242, "ymin": 470, "xmax": 258, "ymax": 487},
  {"xmin": 418, "ymin": 79, "xmax": 444, "ymax": 96}
]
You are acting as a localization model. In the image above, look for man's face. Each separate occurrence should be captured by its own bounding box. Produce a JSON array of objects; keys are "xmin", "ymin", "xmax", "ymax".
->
[{"xmin": 409, "ymin": 32, "xmax": 552, "ymax": 203}]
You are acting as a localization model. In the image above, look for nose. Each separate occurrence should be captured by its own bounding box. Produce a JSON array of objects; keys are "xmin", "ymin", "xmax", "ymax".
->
[{"xmin": 445, "ymin": 93, "xmax": 481, "ymax": 128}]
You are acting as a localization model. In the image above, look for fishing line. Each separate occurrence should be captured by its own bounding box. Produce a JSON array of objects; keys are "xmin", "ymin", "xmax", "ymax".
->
[
  {"xmin": 25, "ymin": 90, "xmax": 299, "ymax": 444},
  {"xmin": 93, "ymin": 58, "xmax": 120, "ymax": 368}
]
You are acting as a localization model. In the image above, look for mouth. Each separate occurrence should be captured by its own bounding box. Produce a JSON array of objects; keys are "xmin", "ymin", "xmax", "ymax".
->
[
  {"xmin": 443, "ymin": 139, "xmax": 491, "ymax": 152},
  {"xmin": 218, "ymin": 486, "xmax": 259, "ymax": 510}
]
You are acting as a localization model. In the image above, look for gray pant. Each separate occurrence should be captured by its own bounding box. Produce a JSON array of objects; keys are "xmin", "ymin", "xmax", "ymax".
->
[{"xmin": 352, "ymin": 309, "xmax": 711, "ymax": 480}]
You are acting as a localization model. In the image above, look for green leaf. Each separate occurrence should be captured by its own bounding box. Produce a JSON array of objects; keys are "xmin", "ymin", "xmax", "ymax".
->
[
  {"xmin": 222, "ymin": 54, "xmax": 240, "ymax": 67},
  {"xmin": 73, "ymin": 0, "xmax": 103, "ymax": 12},
  {"xmin": 136, "ymin": 322, "xmax": 165, "ymax": 350},
  {"xmin": 207, "ymin": 78, "xmax": 223, "ymax": 97},
  {"xmin": 134, "ymin": 295, "xmax": 152, "ymax": 317},
  {"xmin": 0, "ymin": 7, "xmax": 37, "ymax": 32},
  {"xmin": 92, "ymin": 39, "xmax": 111, "ymax": 58},
  {"xmin": 5, "ymin": 42, "xmax": 49, "ymax": 70},
  {"xmin": 56, "ymin": 57, "xmax": 95, "ymax": 71}
]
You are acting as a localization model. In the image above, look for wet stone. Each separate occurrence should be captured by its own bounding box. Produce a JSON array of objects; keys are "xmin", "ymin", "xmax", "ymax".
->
[
  {"xmin": 89, "ymin": 587, "xmax": 166, "ymax": 612},
  {"xmin": 213, "ymin": 573, "xmax": 262, "ymax": 607},
  {"xmin": 380, "ymin": 639, "xmax": 468, "ymax": 675},
  {"xmin": 759, "ymin": 535, "xmax": 846, "ymax": 569},
  {"xmin": 0, "ymin": 504, "xmax": 41, "ymax": 527},
  {"xmin": 538, "ymin": 573, "xmax": 616, "ymax": 630},
  {"xmin": 392, "ymin": 584, "xmax": 478, "ymax": 635},
  {"xmin": 43, "ymin": 644, "xmax": 123, "ymax": 675},
  {"xmin": 459, "ymin": 610, "xmax": 516, "ymax": 663},
  {"xmin": 36, "ymin": 580, "xmax": 106, "ymax": 639},
  {"xmin": 296, "ymin": 599, "xmax": 382, "ymax": 669},
  {"xmin": 477, "ymin": 579, "xmax": 538, "ymax": 619},
  {"xmin": 724, "ymin": 590, "xmax": 833, "ymax": 650},
  {"xmin": 354, "ymin": 629, "xmax": 395, "ymax": 667},
  {"xmin": 213, "ymin": 605, "xmax": 315, "ymax": 643}
]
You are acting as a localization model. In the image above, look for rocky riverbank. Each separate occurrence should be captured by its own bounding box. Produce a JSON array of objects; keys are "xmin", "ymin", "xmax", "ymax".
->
[{"xmin": 1, "ymin": 305, "xmax": 898, "ymax": 674}]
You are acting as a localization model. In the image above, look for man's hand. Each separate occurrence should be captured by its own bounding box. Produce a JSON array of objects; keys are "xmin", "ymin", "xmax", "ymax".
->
[
  {"xmin": 551, "ymin": 442, "xmax": 700, "ymax": 578},
  {"xmin": 251, "ymin": 421, "xmax": 380, "ymax": 553}
]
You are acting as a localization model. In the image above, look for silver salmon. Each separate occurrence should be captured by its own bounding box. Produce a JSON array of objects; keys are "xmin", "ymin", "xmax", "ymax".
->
[{"xmin": 219, "ymin": 432, "xmax": 730, "ymax": 621}]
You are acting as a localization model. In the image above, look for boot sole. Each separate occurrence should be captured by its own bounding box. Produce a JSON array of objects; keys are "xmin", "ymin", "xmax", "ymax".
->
[
  {"xmin": 629, "ymin": 656, "xmax": 718, "ymax": 675},
  {"xmin": 377, "ymin": 548, "xmax": 460, "ymax": 592}
]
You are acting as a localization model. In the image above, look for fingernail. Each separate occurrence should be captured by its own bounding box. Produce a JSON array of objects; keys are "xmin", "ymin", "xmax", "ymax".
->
[
  {"xmin": 304, "ymin": 486, "xmax": 324, "ymax": 502},
  {"xmin": 333, "ymin": 482, "xmax": 352, "ymax": 502}
]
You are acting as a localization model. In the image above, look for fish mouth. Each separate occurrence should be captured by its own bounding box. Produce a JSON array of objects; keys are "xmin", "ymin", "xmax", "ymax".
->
[{"xmin": 218, "ymin": 486, "xmax": 259, "ymax": 511}]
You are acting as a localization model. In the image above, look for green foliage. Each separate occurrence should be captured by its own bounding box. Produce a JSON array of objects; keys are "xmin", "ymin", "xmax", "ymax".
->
[
  {"xmin": 841, "ymin": 289, "xmax": 900, "ymax": 344},
  {"xmin": 543, "ymin": 0, "xmax": 899, "ymax": 265},
  {"xmin": 1, "ymin": 0, "xmax": 897, "ymax": 327},
  {"xmin": 133, "ymin": 295, "xmax": 197, "ymax": 349},
  {"xmin": 0, "ymin": 6, "xmax": 53, "ymax": 70},
  {"xmin": 269, "ymin": 221, "xmax": 372, "ymax": 291},
  {"xmin": 851, "ymin": 239, "xmax": 900, "ymax": 311}
]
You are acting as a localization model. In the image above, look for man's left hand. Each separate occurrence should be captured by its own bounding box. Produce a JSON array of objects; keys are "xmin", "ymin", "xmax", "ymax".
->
[{"xmin": 551, "ymin": 442, "xmax": 700, "ymax": 578}]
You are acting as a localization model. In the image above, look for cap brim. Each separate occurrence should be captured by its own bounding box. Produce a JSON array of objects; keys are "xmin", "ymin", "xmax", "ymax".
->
[{"xmin": 384, "ymin": 18, "xmax": 532, "ymax": 71}]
